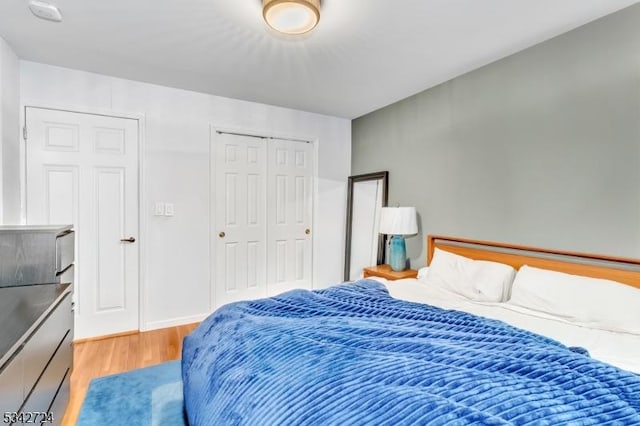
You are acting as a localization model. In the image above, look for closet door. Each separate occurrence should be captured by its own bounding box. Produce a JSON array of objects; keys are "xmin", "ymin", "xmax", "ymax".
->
[
  {"xmin": 213, "ymin": 133, "xmax": 268, "ymax": 307},
  {"xmin": 267, "ymin": 139, "xmax": 314, "ymax": 295}
]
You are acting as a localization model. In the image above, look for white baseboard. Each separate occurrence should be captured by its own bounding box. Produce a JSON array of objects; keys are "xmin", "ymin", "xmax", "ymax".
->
[{"xmin": 142, "ymin": 313, "xmax": 209, "ymax": 331}]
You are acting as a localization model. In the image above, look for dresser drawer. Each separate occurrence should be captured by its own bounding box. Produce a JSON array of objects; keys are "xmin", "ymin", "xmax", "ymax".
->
[
  {"xmin": 47, "ymin": 368, "xmax": 70, "ymax": 426},
  {"xmin": 55, "ymin": 231, "xmax": 74, "ymax": 274},
  {"xmin": 21, "ymin": 294, "xmax": 71, "ymax": 397},
  {"xmin": 56, "ymin": 264, "xmax": 74, "ymax": 285},
  {"xmin": 21, "ymin": 330, "xmax": 72, "ymax": 418},
  {"xmin": 0, "ymin": 350, "xmax": 24, "ymax": 414}
]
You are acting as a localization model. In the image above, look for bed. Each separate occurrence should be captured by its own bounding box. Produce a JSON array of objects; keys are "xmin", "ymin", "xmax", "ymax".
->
[{"xmin": 182, "ymin": 235, "xmax": 640, "ymax": 425}]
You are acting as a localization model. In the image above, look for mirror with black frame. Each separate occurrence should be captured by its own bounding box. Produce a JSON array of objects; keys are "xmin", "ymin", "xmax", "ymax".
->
[{"xmin": 344, "ymin": 171, "xmax": 389, "ymax": 281}]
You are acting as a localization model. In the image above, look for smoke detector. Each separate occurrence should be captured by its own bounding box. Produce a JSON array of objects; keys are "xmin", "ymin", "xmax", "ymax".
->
[{"xmin": 28, "ymin": 1, "xmax": 62, "ymax": 22}]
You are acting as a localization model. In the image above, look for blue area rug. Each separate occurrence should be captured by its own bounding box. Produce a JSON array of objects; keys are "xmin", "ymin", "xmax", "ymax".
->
[{"xmin": 78, "ymin": 361, "xmax": 187, "ymax": 426}]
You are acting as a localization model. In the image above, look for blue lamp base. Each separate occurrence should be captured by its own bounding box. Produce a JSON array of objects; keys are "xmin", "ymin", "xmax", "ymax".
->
[{"xmin": 389, "ymin": 235, "xmax": 407, "ymax": 272}]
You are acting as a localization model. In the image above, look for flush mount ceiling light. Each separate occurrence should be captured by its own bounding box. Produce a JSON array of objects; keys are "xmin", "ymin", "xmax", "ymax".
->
[{"xmin": 263, "ymin": 0, "xmax": 320, "ymax": 35}]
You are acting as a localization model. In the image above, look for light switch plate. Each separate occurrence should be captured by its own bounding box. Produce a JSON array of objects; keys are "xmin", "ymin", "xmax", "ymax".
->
[
  {"xmin": 154, "ymin": 202, "xmax": 165, "ymax": 216},
  {"xmin": 164, "ymin": 203, "xmax": 175, "ymax": 216}
]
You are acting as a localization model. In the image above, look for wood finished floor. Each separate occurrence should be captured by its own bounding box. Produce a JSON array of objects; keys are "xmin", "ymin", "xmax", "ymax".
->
[{"xmin": 61, "ymin": 323, "xmax": 199, "ymax": 426}]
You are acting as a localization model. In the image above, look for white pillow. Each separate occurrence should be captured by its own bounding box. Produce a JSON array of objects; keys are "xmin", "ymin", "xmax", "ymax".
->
[
  {"xmin": 508, "ymin": 265, "xmax": 640, "ymax": 335},
  {"xmin": 425, "ymin": 248, "xmax": 516, "ymax": 302},
  {"xmin": 416, "ymin": 267, "xmax": 429, "ymax": 280}
]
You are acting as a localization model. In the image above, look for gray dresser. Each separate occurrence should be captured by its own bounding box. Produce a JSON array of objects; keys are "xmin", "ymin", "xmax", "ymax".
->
[
  {"xmin": 0, "ymin": 225, "xmax": 74, "ymax": 288},
  {"xmin": 0, "ymin": 226, "xmax": 74, "ymax": 425}
]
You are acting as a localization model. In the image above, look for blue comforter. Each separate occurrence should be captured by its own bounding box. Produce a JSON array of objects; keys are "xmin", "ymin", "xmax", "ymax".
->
[{"xmin": 182, "ymin": 280, "xmax": 640, "ymax": 425}]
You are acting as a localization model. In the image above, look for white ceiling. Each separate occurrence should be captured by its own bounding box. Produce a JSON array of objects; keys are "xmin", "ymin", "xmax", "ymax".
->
[{"xmin": 0, "ymin": 0, "xmax": 637, "ymax": 118}]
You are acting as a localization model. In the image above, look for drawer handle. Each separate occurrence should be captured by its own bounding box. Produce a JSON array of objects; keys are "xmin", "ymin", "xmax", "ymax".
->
[{"xmin": 120, "ymin": 237, "xmax": 136, "ymax": 243}]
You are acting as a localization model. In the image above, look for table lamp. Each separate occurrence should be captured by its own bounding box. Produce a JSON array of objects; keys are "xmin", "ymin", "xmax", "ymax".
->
[{"xmin": 379, "ymin": 207, "xmax": 418, "ymax": 271}]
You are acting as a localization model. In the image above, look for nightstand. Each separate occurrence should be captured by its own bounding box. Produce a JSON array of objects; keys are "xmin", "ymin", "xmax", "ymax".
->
[{"xmin": 363, "ymin": 264, "xmax": 418, "ymax": 280}]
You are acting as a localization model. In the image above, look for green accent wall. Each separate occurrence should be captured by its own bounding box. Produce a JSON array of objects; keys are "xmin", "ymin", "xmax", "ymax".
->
[{"xmin": 352, "ymin": 5, "xmax": 640, "ymax": 267}]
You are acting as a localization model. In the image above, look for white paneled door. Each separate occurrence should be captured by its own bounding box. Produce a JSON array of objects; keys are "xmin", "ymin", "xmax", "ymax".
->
[
  {"xmin": 267, "ymin": 139, "xmax": 313, "ymax": 295},
  {"xmin": 26, "ymin": 107, "xmax": 139, "ymax": 339},
  {"xmin": 214, "ymin": 133, "xmax": 268, "ymax": 306},
  {"xmin": 212, "ymin": 132, "xmax": 313, "ymax": 308}
]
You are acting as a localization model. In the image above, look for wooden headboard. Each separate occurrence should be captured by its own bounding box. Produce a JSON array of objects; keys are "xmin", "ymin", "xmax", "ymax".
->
[{"xmin": 427, "ymin": 235, "xmax": 640, "ymax": 289}]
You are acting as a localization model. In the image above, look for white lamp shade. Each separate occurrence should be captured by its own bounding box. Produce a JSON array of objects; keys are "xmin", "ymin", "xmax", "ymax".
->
[{"xmin": 379, "ymin": 207, "xmax": 418, "ymax": 235}]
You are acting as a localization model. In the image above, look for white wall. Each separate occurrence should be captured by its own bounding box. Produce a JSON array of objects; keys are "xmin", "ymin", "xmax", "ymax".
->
[
  {"xmin": 20, "ymin": 61, "xmax": 351, "ymax": 330},
  {"xmin": 0, "ymin": 38, "xmax": 20, "ymax": 223}
]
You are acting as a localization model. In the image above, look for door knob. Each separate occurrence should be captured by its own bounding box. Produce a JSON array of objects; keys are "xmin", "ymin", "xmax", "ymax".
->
[
  {"xmin": 120, "ymin": 237, "xmax": 136, "ymax": 243},
  {"xmin": 305, "ymin": 229, "xmax": 311, "ymax": 235},
  {"xmin": 219, "ymin": 231, "xmax": 226, "ymax": 238}
]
